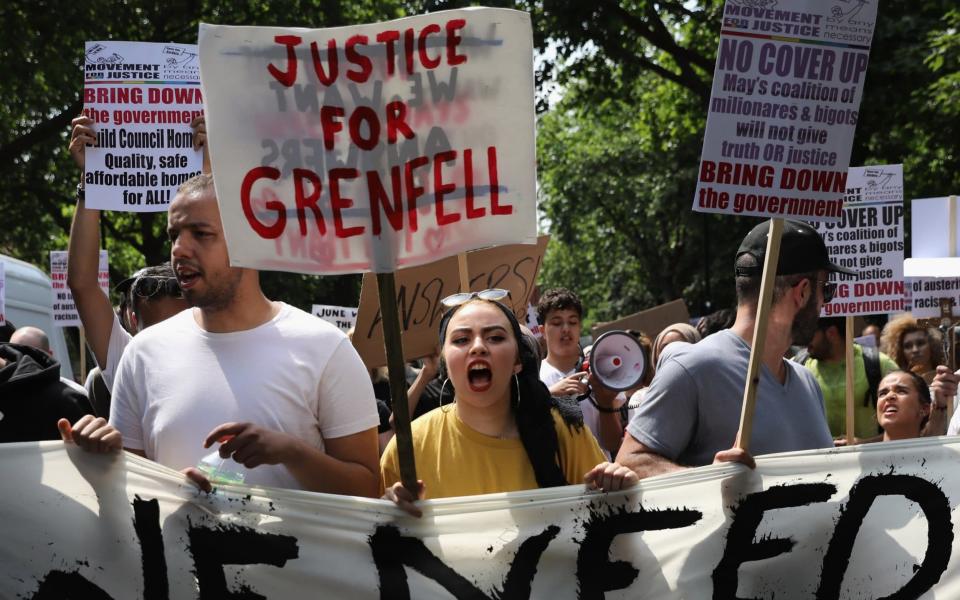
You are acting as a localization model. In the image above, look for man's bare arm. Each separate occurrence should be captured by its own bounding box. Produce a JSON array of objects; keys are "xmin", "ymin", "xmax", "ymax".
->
[
  {"xmin": 66, "ymin": 116, "xmax": 116, "ymax": 367},
  {"xmin": 614, "ymin": 432, "xmax": 686, "ymax": 479}
]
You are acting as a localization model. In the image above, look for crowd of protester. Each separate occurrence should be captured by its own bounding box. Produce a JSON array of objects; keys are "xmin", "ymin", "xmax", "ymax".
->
[{"xmin": 2, "ymin": 116, "xmax": 959, "ymax": 519}]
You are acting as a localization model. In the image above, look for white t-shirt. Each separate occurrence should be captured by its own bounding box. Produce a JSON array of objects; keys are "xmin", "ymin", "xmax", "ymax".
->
[
  {"xmin": 110, "ymin": 302, "xmax": 379, "ymax": 490},
  {"xmin": 539, "ymin": 360, "xmax": 629, "ymax": 459},
  {"xmin": 101, "ymin": 312, "xmax": 133, "ymax": 390}
]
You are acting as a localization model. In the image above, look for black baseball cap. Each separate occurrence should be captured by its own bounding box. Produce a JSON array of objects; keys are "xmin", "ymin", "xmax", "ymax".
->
[{"xmin": 735, "ymin": 220, "xmax": 857, "ymax": 277}]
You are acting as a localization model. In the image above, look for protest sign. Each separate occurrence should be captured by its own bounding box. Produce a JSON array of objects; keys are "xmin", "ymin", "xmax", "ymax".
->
[
  {"xmin": 904, "ymin": 196, "xmax": 960, "ymax": 279},
  {"xmin": 50, "ymin": 251, "xmax": 108, "ymax": 327},
  {"xmin": 693, "ymin": 0, "xmax": 878, "ymax": 221},
  {"xmin": 311, "ymin": 304, "xmax": 358, "ymax": 332},
  {"xmin": 911, "ymin": 196, "xmax": 960, "ymax": 259},
  {"xmin": 198, "ymin": 8, "xmax": 537, "ymax": 275},
  {"xmin": 83, "ymin": 41, "xmax": 204, "ymax": 211},
  {"xmin": 808, "ymin": 164, "xmax": 904, "ymax": 316},
  {"xmin": 910, "ymin": 278, "xmax": 960, "ymax": 319},
  {"xmin": 906, "ymin": 196, "xmax": 960, "ymax": 319},
  {"xmin": 3, "ymin": 438, "xmax": 960, "ymax": 598},
  {"xmin": 591, "ymin": 299, "xmax": 690, "ymax": 340},
  {"xmin": 0, "ymin": 261, "xmax": 5, "ymax": 325},
  {"xmin": 353, "ymin": 236, "xmax": 548, "ymax": 368}
]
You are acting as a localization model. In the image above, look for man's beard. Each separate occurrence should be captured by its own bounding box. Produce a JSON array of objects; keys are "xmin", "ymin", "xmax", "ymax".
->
[
  {"xmin": 791, "ymin": 293, "xmax": 820, "ymax": 346},
  {"xmin": 185, "ymin": 269, "xmax": 243, "ymax": 312}
]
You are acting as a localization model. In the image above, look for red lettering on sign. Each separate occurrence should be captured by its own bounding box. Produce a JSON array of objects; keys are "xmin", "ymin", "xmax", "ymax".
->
[
  {"xmin": 241, "ymin": 167, "xmax": 286, "ymax": 238},
  {"xmin": 268, "ymin": 35, "xmax": 301, "ymax": 87}
]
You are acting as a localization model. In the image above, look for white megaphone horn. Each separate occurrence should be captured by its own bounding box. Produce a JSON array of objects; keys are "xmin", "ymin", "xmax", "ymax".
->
[{"xmin": 588, "ymin": 330, "xmax": 647, "ymax": 391}]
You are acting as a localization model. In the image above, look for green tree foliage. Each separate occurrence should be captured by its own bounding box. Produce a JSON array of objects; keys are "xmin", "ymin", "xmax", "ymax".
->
[
  {"xmin": 1, "ymin": 0, "xmax": 406, "ymax": 311},
  {"xmin": 532, "ymin": 0, "xmax": 960, "ymax": 322}
]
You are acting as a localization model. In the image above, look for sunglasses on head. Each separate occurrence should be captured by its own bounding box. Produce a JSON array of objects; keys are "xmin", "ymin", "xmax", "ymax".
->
[
  {"xmin": 133, "ymin": 276, "xmax": 183, "ymax": 299},
  {"xmin": 440, "ymin": 288, "xmax": 511, "ymax": 310}
]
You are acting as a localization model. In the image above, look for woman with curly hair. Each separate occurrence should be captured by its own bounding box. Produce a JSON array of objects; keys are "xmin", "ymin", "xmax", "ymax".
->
[{"xmin": 880, "ymin": 314, "xmax": 944, "ymax": 384}]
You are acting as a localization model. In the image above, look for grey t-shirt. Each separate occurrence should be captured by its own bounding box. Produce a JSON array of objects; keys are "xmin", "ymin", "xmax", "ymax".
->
[{"xmin": 626, "ymin": 329, "xmax": 832, "ymax": 466}]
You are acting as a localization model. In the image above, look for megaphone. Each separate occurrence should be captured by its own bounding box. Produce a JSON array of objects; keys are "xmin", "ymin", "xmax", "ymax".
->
[{"xmin": 589, "ymin": 330, "xmax": 647, "ymax": 391}]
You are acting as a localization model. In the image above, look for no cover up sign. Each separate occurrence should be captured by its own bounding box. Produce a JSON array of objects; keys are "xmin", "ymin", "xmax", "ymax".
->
[
  {"xmin": 693, "ymin": 0, "xmax": 877, "ymax": 221},
  {"xmin": 199, "ymin": 8, "xmax": 537, "ymax": 275}
]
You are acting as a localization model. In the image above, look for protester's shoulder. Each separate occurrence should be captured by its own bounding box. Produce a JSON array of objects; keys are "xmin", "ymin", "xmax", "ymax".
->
[
  {"xmin": 127, "ymin": 307, "xmax": 194, "ymax": 346},
  {"xmin": 786, "ymin": 357, "xmax": 821, "ymax": 389},
  {"xmin": 877, "ymin": 350, "xmax": 898, "ymax": 373},
  {"xmin": 274, "ymin": 302, "xmax": 348, "ymax": 340},
  {"xmin": 665, "ymin": 329, "xmax": 738, "ymax": 369},
  {"xmin": 538, "ymin": 361, "xmax": 567, "ymax": 385},
  {"xmin": 408, "ymin": 406, "xmax": 453, "ymax": 446}
]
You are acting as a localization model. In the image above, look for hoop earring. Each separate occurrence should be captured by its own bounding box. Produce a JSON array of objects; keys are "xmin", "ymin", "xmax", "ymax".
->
[
  {"xmin": 439, "ymin": 378, "xmax": 451, "ymax": 412},
  {"xmin": 514, "ymin": 373, "xmax": 521, "ymax": 407}
]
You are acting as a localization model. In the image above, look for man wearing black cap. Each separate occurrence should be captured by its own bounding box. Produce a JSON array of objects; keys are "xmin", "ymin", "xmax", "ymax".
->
[{"xmin": 616, "ymin": 220, "xmax": 847, "ymax": 478}]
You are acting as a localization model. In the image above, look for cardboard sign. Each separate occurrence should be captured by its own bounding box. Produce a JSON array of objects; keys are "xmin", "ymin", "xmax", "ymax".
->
[
  {"xmin": 83, "ymin": 41, "xmax": 204, "ymax": 211},
  {"xmin": 5, "ymin": 439, "xmax": 960, "ymax": 598},
  {"xmin": 311, "ymin": 304, "xmax": 358, "ymax": 332},
  {"xmin": 809, "ymin": 164, "xmax": 905, "ymax": 316},
  {"xmin": 353, "ymin": 235, "xmax": 548, "ymax": 367},
  {"xmin": 198, "ymin": 8, "xmax": 538, "ymax": 275},
  {"xmin": 591, "ymin": 299, "xmax": 690, "ymax": 339},
  {"xmin": 693, "ymin": 0, "xmax": 878, "ymax": 221},
  {"xmin": 50, "ymin": 251, "xmax": 109, "ymax": 327}
]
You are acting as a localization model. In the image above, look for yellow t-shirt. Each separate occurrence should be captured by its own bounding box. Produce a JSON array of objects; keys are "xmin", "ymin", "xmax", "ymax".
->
[{"xmin": 380, "ymin": 406, "xmax": 606, "ymax": 499}]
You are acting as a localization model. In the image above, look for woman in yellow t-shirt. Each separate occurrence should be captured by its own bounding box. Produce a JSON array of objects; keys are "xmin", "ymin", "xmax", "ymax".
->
[{"xmin": 381, "ymin": 290, "xmax": 636, "ymax": 516}]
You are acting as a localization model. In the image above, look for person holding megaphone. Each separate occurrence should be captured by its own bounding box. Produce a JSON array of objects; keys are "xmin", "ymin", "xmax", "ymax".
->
[{"xmin": 535, "ymin": 288, "xmax": 631, "ymax": 457}]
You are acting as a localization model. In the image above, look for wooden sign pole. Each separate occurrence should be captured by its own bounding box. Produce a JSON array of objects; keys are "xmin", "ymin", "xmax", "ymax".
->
[
  {"xmin": 844, "ymin": 315, "xmax": 855, "ymax": 445},
  {"xmin": 457, "ymin": 253, "xmax": 470, "ymax": 292},
  {"xmin": 735, "ymin": 218, "xmax": 784, "ymax": 452},
  {"xmin": 375, "ymin": 272, "xmax": 419, "ymax": 494}
]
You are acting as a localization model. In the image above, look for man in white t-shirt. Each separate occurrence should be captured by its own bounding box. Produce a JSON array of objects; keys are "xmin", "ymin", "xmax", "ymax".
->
[
  {"xmin": 536, "ymin": 288, "xmax": 627, "ymax": 457},
  {"xmin": 60, "ymin": 174, "xmax": 380, "ymax": 496}
]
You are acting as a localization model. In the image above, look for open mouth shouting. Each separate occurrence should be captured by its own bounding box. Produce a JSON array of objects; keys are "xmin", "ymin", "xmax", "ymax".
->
[
  {"xmin": 467, "ymin": 360, "xmax": 493, "ymax": 393},
  {"xmin": 175, "ymin": 263, "xmax": 202, "ymax": 291}
]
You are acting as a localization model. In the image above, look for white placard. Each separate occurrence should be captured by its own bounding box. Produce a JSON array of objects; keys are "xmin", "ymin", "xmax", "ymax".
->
[
  {"xmin": 693, "ymin": 0, "xmax": 878, "ymax": 221},
  {"xmin": 910, "ymin": 278, "xmax": 960, "ymax": 319},
  {"xmin": 810, "ymin": 164, "xmax": 904, "ymax": 316},
  {"xmin": 908, "ymin": 196, "xmax": 960, "ymax": 318},
  {"xmin": 3, "ymin": 439, "xmax": 960, "ymax": 598},
  {"xmin": 50, "ymin": 250, "xmax": 109, "ymax": 327},
  {"xmin": 311, "ymin": 304, "xmax": 357, "ymax": 332},
  {"xmin": 911, "ymin": 196, "xmax": 960, "ymax": 259},
  {"xmin": 198, "ymin": 8, "xmax": 537, "ymax": 275},
  {"xmin": 83, "ymin": 41, "xmax": 204, "ymax": 211}
]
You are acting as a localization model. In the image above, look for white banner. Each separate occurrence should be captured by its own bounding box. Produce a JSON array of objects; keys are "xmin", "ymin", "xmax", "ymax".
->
[
  {"xmin": 811, "ymin": 164, "xmax": 905, "ymax": 316},
  {"xmin": 3, "ymin": 438, "xmax": 960, "ymax": 598},
  {"xmin": 311, "ymin": 304, "xmax": 358, "ymax": 332},
  {"xmin": 693, "ymin": 0, "xmax": 877, "ymax": 221},
  {"xmin": 83, "ymin": 41, "xmax": 204, "ymax": 211},
  {"xmin": 198, "ymin": 8, "xmax": 537, "ymax": 275},
  {"xmin": 50, "ymin": 250, "xmax": 109, "ymax": 327}
]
